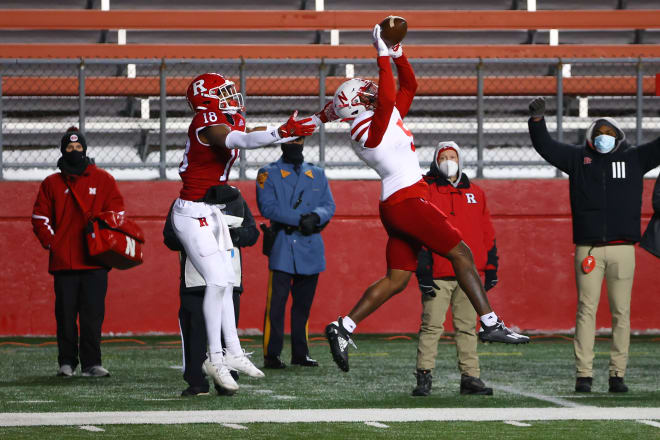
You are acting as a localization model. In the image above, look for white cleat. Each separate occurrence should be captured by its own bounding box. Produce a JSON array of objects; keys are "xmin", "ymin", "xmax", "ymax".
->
[
  {"xmin": 224, "ymin": 350, "xmax": 265, "ymax": 378},
  {"xmin": 203, "ymin": 359, "xmax": 239, "ymax": 394}
]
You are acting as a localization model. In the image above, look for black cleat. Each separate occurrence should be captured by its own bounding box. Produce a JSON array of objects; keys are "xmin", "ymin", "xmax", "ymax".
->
[
  {"xmin": 291, "ymin": 355, "xmax": 319, "ymax": 367},
  {"xmin": 460, "ymin": 375, "xmax": 493, "ymax": 395},
  {"xmin": 608, "ymin": 376, "xmax": 628, "ymax": 393},
  {"xmin": 479, "ymin": 319, "xmax": 530, "ymax": 344},
  {"xmin": 575, "ymin": 377, "xmax": 592, "ymax": 393},
  {"xmin": 412, "ymin": 369, "xmax": 432, "ymax": 396},
  {"xmin": 325, "ymin": 318, "xmax": 356, "ymax": 372},
  {"xmin": 181, "ymin": 385, "xmax": 210, "ymax": 397},
  {"xmin": 263, "ymin": 356, "xmax": 286, "ymax": 369}
]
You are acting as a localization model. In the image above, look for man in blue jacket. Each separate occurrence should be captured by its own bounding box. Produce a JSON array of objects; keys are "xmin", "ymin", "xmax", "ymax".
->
[{"xmin": 256, "ymin": 137, "xmax": 336, "ymax": 369}]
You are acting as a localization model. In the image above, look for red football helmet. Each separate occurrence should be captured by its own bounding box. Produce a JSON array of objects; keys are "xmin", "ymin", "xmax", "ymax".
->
[{"xmin": 186, "ymin": 72, "xmax": 245, "ymax": 114}]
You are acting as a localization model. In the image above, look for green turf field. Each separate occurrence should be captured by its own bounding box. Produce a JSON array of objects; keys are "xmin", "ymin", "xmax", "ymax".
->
[{"xmin": 0, "ymin": 335, "xmax": 659, "ymax": 439}]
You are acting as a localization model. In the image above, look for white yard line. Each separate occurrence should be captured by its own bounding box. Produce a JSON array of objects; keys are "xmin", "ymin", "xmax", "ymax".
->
[
  {"xmin": 7, "ymin": 401, "xmax": 55, "ymax": 404},
  {"xmin": 79, "ymin": 425, "xmax": 105, "ymax": 432},
  {"xmin": 222, "ymin": 423, "xmax": 248, "ymax": 430},
  {"xmin": 637, "ymin": 420, "xmax": 660, "ymax": 428},
  {"xmin": 492, "ymin": 384, "xmax": 590, "ymax": 408},
  {"xmin": 503, "ymin": 420, "xmax": 532, "ymax": 427},
  {"xmin": 0, "ymin": 408, "xmax": 659, "ymax": 426},
  {"xmin": 364, "ymin": 421, "xmax": 389, "ymax": 428}
]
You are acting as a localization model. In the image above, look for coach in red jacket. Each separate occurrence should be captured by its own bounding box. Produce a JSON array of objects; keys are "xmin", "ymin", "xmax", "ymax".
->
[
  {"xmin": 412, "ymin": 141, "xmax": 498, "ymax": 397},
  {"xmin": 32, "ymin": 127, "xmax": 124, "ymax": 378}
]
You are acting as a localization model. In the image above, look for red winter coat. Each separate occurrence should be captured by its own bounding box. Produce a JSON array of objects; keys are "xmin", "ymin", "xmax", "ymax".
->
[
  {"xmin": 424, "ymin": 174, "xmax": 496, "ymax": 277},
  {"xmin": 32, "ymin": 164, "xmax": 125, "ymax": 273}
]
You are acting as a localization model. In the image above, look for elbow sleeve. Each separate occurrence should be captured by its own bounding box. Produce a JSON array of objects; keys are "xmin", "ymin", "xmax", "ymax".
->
[{"xmin": 225, "ymin": 128, "xmax": 281, "ymax": 150}]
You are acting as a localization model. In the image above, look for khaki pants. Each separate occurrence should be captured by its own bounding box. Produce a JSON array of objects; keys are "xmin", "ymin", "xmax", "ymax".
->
[
  {"xmin": 416, "ymin": 279, "xmax": 479, "ymax": 377},
  {"xmin": 574, "ymin": 244, "xmax": 635, "ymax": 378}
]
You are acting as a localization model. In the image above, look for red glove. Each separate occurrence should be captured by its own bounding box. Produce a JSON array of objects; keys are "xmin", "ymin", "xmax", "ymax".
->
[
  {"xmin": 315, "ymin": 101, "xmax": 340, "ymax": 123},
  {"xmin": 278, "ymin": 111, "xmax": 315, "ymax": 138}
]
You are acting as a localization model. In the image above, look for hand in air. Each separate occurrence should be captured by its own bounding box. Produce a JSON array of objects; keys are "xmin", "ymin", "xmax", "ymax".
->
[
  {"xmin": 372, "ymin": 24, "xmax": 389, "ymax": 57},
  {"xmin": 278, "ymin": 111, "xmax": 316, "ymax": 138},
  {"xmin": 388, "ymin": 43, "xmax": 403, "ymax": 59}
]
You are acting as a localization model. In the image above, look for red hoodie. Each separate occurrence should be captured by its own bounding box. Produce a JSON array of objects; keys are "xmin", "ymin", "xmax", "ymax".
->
[{"xmin": 32, "ymin": 164, "xmax": 125, "ymax": 273}]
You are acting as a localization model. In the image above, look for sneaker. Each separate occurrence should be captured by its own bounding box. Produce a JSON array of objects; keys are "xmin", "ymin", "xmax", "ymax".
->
[
  {"xmin": 608, "ymin": 376, "xmax": 628, "ymax": 393},
  {"xmin": 291, "ymin": 355, "xmax": 319, "ymax": 367},
  {"xmin": 224, "ymin": 350, "xmax": 265, "ymax": 378},
  {"xmin": 479, "ymin": 319, "xmax": 530, "ymax": 344},
  {"xmin": 181, "ymin": 385, "xmax": 210, "ymax": 397},
  {"xmin": 56, "ymin": 364, "xmax": 75, "ymax": 377},
  {"xmin": 575, "ymin": 377, "xmax": 592, "ymax": 393},
  {"xmin": 325, "ymin": 318, "xmax": 357, "ymax": 372},
  {"xmin": 460, "ymin": 375, "xmax": 493, "ymax": 395},
  {"xmin": 203, "ymin": 359, "xmax": 239, "ymax": 395},
  {"xmin": 412, "ymin": 369, "xmax": 432, "ymax": 396},
  {"xmin": 263, "ymin": 356, "xmax": 286, "ymax": 369},
  {"xmin": 81, "ymin": 365, "xmax": 110, "ymax": 377}
]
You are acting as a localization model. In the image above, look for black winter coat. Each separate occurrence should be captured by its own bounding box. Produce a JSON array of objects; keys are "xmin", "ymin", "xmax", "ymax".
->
[
  {"xmin": 528, "ymin": 118, "xmax": 660, "ymax": 244},
  {"xmin": 640, "ymin": 173, "xmax": 660, "ymax": 257}
]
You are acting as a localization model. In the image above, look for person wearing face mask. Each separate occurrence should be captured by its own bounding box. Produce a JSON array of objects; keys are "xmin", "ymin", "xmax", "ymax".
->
[
  {"xmin": 256, "ymin": 136, "xmax": 336, "ymax": 369},
  {"xmin": 32, "ymin": 127, "xmax": 125, "ymax": 378},
  {"xmin": 412, "ymin": 142, "xmax": 498, "ymax": 397},
  {"xmin": 528, "ymin": 97, "xmax": 660, "ymax": 393}
]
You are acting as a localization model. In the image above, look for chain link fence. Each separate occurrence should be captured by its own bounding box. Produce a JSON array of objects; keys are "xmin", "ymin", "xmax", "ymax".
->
[{"xmin": 1, "ymin": 58, "xmax": 659, "ymax": 180}]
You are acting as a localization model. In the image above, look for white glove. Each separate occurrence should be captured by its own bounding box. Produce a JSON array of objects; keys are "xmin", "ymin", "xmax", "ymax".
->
[
  {"xmin": 372, "ymin": 24, "xmax": 389, "ymax": 57},
  {"xmin": 388, "ymin": 43, "xmax": 403, "ymax": 59}
]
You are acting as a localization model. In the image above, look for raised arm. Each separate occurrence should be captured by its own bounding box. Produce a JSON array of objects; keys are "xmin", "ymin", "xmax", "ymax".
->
[
  {"xmin": 527, "ymin": 97, "xmax": 579, "ymax": 174},
  {"xmin": 391, "ymin": 45, "xmax": 418, "ymax": 118}
]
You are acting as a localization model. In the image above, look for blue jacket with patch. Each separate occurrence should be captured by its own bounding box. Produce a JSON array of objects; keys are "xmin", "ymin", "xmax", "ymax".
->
[{"xmin": 256, "ymin": 158, "xmax": 335, "ymax": 275}]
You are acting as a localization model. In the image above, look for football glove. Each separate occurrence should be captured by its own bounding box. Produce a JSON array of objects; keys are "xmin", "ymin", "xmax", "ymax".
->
[
  {"xmin": 278, "ymin": 111, "xmax": 316, "ymax": 138},
  {"xmin": 485, "ymin": 269, "xmax": 498, "ymax": 292},
  {"xmin": 372, "ymin": 24, "xmax": 389, "ymax": 57},
  {"xmin": 389, "ymin": 43, "xmax": 403, "ymax": 59}
]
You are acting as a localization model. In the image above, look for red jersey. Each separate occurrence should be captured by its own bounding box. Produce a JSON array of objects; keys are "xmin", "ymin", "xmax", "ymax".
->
[
  {"xmin": 179, "ymin": 110, "xmax": 246, "ymax": 200},
  {"xmin": 32, "ymin": 165, "xmax": 125, "ymax": 273}
]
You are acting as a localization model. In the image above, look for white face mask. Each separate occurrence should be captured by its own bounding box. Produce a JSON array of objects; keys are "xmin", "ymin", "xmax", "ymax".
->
[{"xmin": 438, "ymin": 160, "xmax": 459, "ymax": 179}]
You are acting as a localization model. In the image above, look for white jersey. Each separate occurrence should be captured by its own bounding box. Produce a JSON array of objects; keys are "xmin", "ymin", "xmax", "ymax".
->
[{"xmin": 350, "ymin": 107, "xmax": 423, "ymax": 201}]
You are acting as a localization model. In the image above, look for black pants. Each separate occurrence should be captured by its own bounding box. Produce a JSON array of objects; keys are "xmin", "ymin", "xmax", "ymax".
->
[
  {"xmin": 53, "ymin": 269, "xmax": 108, "ymax": 370},
  {"xmin": 263, "ymin": 270, "xmax": 319, "ymax": 360},
  {"xmin": 178, "ymin": 286, "xmax": 240, "ymax": 389}
]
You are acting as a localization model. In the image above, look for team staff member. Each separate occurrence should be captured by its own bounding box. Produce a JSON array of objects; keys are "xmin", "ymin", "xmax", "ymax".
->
[
  {"xmin": 163, "ymin": 185, "xmax": 259, "ymax": 396},
  {"xmin": 640, "ymin": 173, "xmax": 660, "ymax": 258},
  {"xmin": 412, "ymin": 142, "xmax": 498, "ymax": 397},
  {"xmin": 32, "ymin": 127, "xmax": 124, "ymax": 378},
  {"xmin": 257, "ymin": 137, "xmax": 336, "ymax": 369},
  {"xmin": 528, "ymin": 97, "xmax": 660, "ymax": 393}
]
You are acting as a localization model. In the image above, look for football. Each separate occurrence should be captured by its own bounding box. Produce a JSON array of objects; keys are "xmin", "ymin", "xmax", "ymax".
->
[{"xmin": 379, "ymin": 15, "xmax": 407, "ymax": 47}]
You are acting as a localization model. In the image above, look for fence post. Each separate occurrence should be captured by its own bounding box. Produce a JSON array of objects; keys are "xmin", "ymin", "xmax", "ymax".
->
[
  {"xmin": 636, "ymin": 57, "xmax": 643, "ymax": 146},
  {"xmin": 0, "ymin": 70, "xmax": 3, "ymax": 180},
  {"xmin": 476, "ymin": 60, "xmax": 484, "ymax": 178},
  {"xmin": 318, "ymin": 59, "xmax": 327, "ymax": 168},
  {"xmin": 239, "ymin": 57, "xmax": 247, "ymax": 180},
  {"xmin": 159, "ymin": 58, "xmax": 167, "ymax": 179},
  {"xmin": 555, "ymin": 59, "xmax": 564, "ymax": 177},
  {"xmin": 78, "ymin": 59, "xmax": 86, "ymax": 134}
]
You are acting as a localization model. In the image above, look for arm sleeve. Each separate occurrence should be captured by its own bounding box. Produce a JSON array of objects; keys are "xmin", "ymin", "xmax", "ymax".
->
[
  {"xmin": 364, "ymin": 56, "xmax": 397, "ymax": 148},
  {"xmin": 528, "ymin": 118, "xmax": 578, "ymax": 174},
  {"xmin": 225, "ymin": 127, "xmax": 281, "ymax": 150},
  {"xmin": 310, "ymin": 171, "xmax": 336, "ymax": 225},
  {"xmin": 101, "ymin": 174, "xmax": 125, "ymax": 214},
  {"xmin": 32, "ymin": 180, "xmax": 55, "ymax": 250},
  {"xmin": 256, "ymin": 168, "xmax": 301, "ymax": 226},
  {"xmin": 635, "ymin": 137, "xmax": 660, "ymax": 174},
  {"xmin": 233, "ymin": 200, "xmax": 260, "ymax": 248},
  {"xmin": 393, "ymin": 54, "xmax": 418, "ymax": 119},
  {"xmin": 480, "ymin": 191, "xmax": 498, "ymax": 270}
]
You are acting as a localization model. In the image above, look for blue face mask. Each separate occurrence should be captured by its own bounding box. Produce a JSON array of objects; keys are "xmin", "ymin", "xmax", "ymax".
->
[{"xmin": 594, "ymin": 134, "xmax": 616, "ymax": 154}]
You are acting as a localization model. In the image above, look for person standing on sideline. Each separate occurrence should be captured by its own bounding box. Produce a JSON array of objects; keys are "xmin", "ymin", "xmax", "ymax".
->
[
  {"xmin": 528, "ymin": 97, "xmax": 660, "ymax": 393},
  {"xmin": 256, "ymin": 137, "xmax": 335, "ymax": 369},
  {"xmin": 412, "ymin": 141, "xmax": 499, "ymax": 397},
  {"xmin": 640, "ymin": 173, "xmax": 660, "ymax": 258},
  {"xmin": 32, "ymin": 127, "xmax": 124, "ymax": 378}
]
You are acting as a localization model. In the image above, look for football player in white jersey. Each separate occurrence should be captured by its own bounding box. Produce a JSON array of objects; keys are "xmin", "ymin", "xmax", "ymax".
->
[{"xmin": 312, "ymin": 25, "xmax": 529, "ymax": 373}]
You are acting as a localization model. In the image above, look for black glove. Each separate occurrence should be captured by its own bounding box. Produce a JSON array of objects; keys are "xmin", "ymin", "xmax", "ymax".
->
[
  {"xmin": 528, "ymin": 97, "xmax": 546, "ymax": 119},
  {"xmin": 299, "ymin": 212, "xmax": 320, "ymax": 236},
  {"xmin": 229, "ymin": 228, "xmax": 240, "ymax": 246},
  {"xmin": 418, "ymin": 273, "xmax": 438, "ymax": 297},
  {"xmin": 484, "ymin": 269, "xmax": 498, "ymax": 292}
]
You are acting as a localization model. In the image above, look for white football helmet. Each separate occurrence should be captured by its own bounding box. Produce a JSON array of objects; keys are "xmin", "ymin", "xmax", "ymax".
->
[{"xmin": 333, "ymin": 78, "xmax": 378, "ymax": 120}]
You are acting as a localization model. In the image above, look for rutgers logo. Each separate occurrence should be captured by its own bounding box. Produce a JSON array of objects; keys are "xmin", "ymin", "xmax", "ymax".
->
[
  {"xmin": 465, "ymin": 193, "xmax": 477, "ymax": 204},
  {"xmin": 198, "ymin": 217, "xmax": 209, "ymax": 227},
  {"xmin": 125, "ymin": 236, "xmax": 136, "ymax": 258},
  {"xmin": 191, "ymin": 80, "xmax": 207, "ymax": 96}
]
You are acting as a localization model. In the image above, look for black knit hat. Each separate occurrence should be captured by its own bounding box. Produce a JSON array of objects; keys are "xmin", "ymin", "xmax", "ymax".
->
[{"xmin": 60, "ymin": 126, "xmax": 87, "ymax": 154}]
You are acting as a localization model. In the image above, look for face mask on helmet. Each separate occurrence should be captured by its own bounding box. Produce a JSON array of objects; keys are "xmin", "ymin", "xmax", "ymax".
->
[
  {"xmin": 593, "ymin": 134, "xmax": 616, "ymax": 154},
  {"xmin": 187, "ymin": 74, "xmax": 245, "ymax": 114},
  {"xmin": 333, "ymin": 78, "xmax": 378, "ymax": 120}
]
